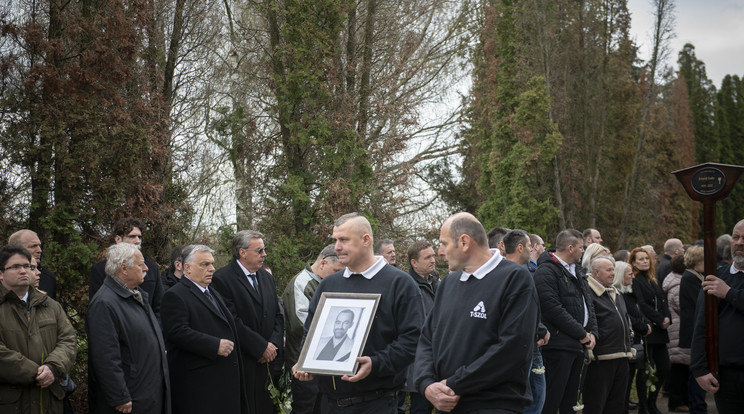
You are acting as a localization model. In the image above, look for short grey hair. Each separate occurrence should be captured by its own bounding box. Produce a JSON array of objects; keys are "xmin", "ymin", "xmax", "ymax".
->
[
  {"xmin": 182, "ymin": 244, "xmax": 214, "ymax": 265},
  {"xmin": 334, "ymin": 212, "xmax": 365, "ymax": 227},
  {"xmin": 317, "ymin": 244, "xmax": 338, "ymax": 262},
  {"xmin": 105, "ymin": 243, "xmax": 140, "ymax": 277},
  {"xmin": 232, "ymin": 230, "xmax": 264, "ymax": 259}
]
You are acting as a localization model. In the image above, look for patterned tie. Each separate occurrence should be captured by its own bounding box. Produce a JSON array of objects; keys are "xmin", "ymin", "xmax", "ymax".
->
[{"xmin": 248, "ymin": 273, "xmax": 259, "ymax": 291}]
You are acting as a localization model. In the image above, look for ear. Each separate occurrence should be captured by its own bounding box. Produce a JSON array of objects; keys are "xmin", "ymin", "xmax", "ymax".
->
[
  {"xmin": 114, "ymin": 235, "xmax": 122, "ymax": 244},
  {"xmin": 362, "ymin": 233, "xmax": 372, "ymax": 247}
]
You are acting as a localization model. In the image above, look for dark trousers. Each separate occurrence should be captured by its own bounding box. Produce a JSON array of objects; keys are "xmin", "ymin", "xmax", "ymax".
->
[
  {"xmin": 290, "ymin": 377, "xmax": 322, "ymax": 414},
  {"xmin": 646, "ymin": 343, "xmax": 670, "ymax": 403},
  {"xmin": 323, "ymin": 394, "xmax": 398, "ymax": 414},
  {"xmin": 409, "ymin": 392, "xmax": 433, "ymax": 414},
  {"xmin": 626, "ymin": 358, "xmax": 647, "ymax": 413},
  {"xmin": 541, "ymin": 348, "xmax": 586, "ymax": 414},
  {"xmin": 583, "ymin": 358, "xmax": 629, "ymax": 414},
  {"xmin": 668, "ymin": 363, "xmax": 689, "ymax": 409},
  {"xmin": 714, "ymin": 366, "xmax": 744, "ymax": 414},
  {"xmin": 687, "ymin": 370, "xmax": 707, "ymax": 414}
]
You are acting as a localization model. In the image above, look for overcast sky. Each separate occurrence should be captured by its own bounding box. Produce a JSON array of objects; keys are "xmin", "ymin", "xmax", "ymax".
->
[{"xmin": 627, "ymin": 0, "xmax": 744, "ymax": 87}]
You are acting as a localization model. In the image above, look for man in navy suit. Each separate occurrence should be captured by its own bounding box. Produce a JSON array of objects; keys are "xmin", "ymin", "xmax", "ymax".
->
[
  {"xmin": 212, "ymin": 230, "xmax": 284, "ymax": 413},
  {"xmin": 161, "ymin": 245, "xmax": 247, "ymax": 414}
]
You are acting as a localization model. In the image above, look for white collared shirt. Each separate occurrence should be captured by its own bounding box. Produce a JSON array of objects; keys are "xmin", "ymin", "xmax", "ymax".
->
[
  {"xmin": 20, "ymin": 291, "xmax": 29, "ymax": 303},
  {"xmin": 554, "ymin": 254, "xmax": 576, "ymax": 277},
  {"xmin": 343, "ymin": 256, "xmax": 386, "ymax": 279},
  {"xmin": 730, "ymin": 264, "xmax": 744, "ymax": 274},
  {"xmin": 460, "ymin": 249, "xmax": 503, "ymax": 281},
  {"xmin": 236, "ymin": 260, "xmax": 259, "ymax": 289},
  {"xmin": 184, "ymin": 275, "xmax": 208, "ymax": 293}
]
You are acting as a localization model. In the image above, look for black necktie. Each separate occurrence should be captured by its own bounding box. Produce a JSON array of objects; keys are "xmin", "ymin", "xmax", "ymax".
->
[
  {"xmin": 204, "ymin": 289, "xmax": 226, "ymax": 319},
  {"xmin": 248, "ymin": 273, "xmax": 259, "ymax": 291}
]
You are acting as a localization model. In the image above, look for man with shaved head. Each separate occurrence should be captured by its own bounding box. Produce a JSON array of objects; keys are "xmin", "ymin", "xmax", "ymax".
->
[
  {"xmin": 9, "ymin": 229, "xmax": 57, "ymax": 298},
  {"xmin": 414, "ymin": 213, "xmax": 540, "ymax": 413},
  {"xmin": 657, "ymin": 238, "xmax": 684, "ymax": 286},
  {"xmin": 294, "ymin": 212, "xmax": 424, "ymax": 413}
]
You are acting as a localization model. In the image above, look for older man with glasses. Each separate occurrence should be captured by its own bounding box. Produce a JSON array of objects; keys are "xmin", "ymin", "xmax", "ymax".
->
[{"xmin": 212, "ymin": 230, "xmax": 284, "ymax": 414}]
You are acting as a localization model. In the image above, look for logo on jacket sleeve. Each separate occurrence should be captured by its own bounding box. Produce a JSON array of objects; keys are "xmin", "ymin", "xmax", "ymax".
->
[{"xmin": 470, "ymin": 301, "xmax": 487, "ymax": 319}]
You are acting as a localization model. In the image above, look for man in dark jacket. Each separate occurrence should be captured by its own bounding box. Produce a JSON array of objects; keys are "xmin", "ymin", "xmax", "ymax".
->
[
  {"xmin": 504, "ymin": 229, "xmax": 549, "ymax": 414},
  {"xmin": 89, "ymin": 217, "xmax": 164, "ymax": 316},
  {"xmin": 87, "ymin": 243, "xmax": 170, "ymax": 414},
  {"xmin": 161, "ymin": 245, "xmax": 185, "ymax": 291},
  {"xmin": 404, "ymin": 240, "xmax": 439, "ymax": 414},
  {"xmin": 212, "ymin": 230, "xmax": 284, "ymax": 414},
  {"xmin": 535, "ymin": 229, "xmax": 598, "ymax": 414},
  {"xmin": 414, "ymin": 213, "xmax": 539, "ymax": 413},
  {"xmin": 161, "ymin": 245, "xmax": 247, "ymax": 414},
  {"xmin": 583, "ymin": 256, "xmax": 633, "ymax": 414},
  {"xmin": 691, "ymin": 219, "xmax": 744, "ymax": 414},
  {"xmin": 657, "ymin": 238, "xmax": 684, "ymax": 286}
]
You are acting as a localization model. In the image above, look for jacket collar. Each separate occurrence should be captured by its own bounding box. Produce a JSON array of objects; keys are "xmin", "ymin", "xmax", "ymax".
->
[{"xmin": 588, "ymin": 275, "xmax": 617, "ymax": 301}]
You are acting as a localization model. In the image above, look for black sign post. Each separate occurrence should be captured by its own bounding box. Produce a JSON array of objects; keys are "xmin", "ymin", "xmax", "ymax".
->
[{"xmin": 673, "ymin": 162, "xmax": 744, "ymax": 378}]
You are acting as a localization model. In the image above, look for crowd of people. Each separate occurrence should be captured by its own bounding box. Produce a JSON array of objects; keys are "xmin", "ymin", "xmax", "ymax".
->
[{"xmin": 1, "ymin": 214, "xmax": 743, "ymax": 414}]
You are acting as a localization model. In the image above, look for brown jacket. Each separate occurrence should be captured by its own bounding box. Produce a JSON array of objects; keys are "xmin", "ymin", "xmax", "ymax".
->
[{"xmin": 0, "ymin": 286, "xmax": 77, "ymax": 414}]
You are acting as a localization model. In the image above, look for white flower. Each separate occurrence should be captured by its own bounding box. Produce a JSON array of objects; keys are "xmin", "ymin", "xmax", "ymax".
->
[
  {"xmin": 573, "ymin": 403, "xmax": 584, "ymax": 411},
  {"xmin": 531, "ymin": 366, "xmax": 546, "ymax": 375}
]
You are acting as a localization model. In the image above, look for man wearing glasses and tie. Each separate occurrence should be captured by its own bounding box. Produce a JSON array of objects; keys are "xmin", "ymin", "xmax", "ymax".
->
[{"xmin": 212, "ymin": 230, "xmax": 284, "ymax": 414}]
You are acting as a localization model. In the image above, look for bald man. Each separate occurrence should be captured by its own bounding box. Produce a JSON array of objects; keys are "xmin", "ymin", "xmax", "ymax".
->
[
  {"xmin": 294, "ymin": 212, "xmax": 424, "ymax": 414},
  {"xmin": 657, "ymin": 238, "xmax": 684, "ymax": 286},
  {"xmin": 414, "ymin": 213, "xmax": 539, "ymax": 413},
  {"xmin": 9, "ymin": 230, "xmax": 56, "ymax": 299}
]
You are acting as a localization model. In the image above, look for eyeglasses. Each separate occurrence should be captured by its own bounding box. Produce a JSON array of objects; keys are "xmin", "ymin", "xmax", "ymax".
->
[
  {"xmin": 243, "ymin": 247, "xmax": 268, "ymax": 254},
  {"xmin": 3, "ymin": 263, "xmax": 31, "ymax": 271},
  {"xmin": 322, "ymin": 254, "xmax": 338, "ymax": 260}
]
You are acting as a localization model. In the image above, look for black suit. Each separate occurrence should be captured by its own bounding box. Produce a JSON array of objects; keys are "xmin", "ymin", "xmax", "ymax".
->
[
  {"xmin": 90, "ymin": 257, "xmax": 164, "ymax": 317},
  {"xmin": 161, "ymin": 277, "xmax": 248, "ymax": 414},
  {"xmin": 212, "ymin": 261, "xmax": 283, "ymax": 414},
  {"xmin": 37, "ymin": 265, "xmax": 57, "ymax": 299}
]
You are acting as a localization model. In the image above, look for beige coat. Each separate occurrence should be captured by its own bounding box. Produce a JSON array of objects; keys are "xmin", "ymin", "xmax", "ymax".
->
[{"xmin": 663, "ymin": 272, "xmax": 689, "ymax": 365}]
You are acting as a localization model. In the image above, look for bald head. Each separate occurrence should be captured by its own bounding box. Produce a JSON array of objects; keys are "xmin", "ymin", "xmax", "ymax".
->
[
  {"xmin": 591, "ymin": 256, "xmax": 616, "ymax": 287},
  {"xmin": 332, "ymin": 212, "xmax": 376, "ymax": 272},
  {"xmin": 9, "ymin": 230, "xmax": 43, "ymax": 262},
  {"xmin": 664, "ymin": 238, "xmax": 684, "ymax": 259},
  {"xmin": 445, "ymin": 213, "xmax": 488, "ymax": 248},
  {"xmin": 334, "ymin": 213, "xmax": 374, "ymax": 239}
]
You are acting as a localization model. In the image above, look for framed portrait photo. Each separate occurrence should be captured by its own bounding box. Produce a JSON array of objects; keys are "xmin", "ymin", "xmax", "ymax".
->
[{"xmin": 296, "ymin": 292, "xmax": 381, "ymax": 376}]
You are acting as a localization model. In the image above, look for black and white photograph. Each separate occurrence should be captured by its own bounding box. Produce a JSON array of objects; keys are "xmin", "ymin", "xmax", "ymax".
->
[{"xmin": 297, "ymin": 292, "xmax": 380, "ymax": 376}]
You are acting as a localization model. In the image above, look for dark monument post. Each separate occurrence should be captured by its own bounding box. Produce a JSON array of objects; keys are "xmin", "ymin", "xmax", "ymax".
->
[{"xmin": 673, "ymin": 162, "xmax": 744, "ymax": 378}]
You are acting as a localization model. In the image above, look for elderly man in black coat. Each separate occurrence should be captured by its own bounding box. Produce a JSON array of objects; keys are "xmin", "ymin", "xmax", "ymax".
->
[
  {"xmin": 161, "ymin": 245, "xmax": 248, "ymax": 414},
  {"xmin": 212, "ymin": 230, "xmax": 284, "ymax": 414},
  {"xmin": 87, "ymin": 243, "xmax": 170, "ymax": 414}
]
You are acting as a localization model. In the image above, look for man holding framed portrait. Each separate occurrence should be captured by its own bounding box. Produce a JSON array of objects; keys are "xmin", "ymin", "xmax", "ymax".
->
[{"xmin": 294, "ymin": 212, "xmax": 424, "ymax": 413}]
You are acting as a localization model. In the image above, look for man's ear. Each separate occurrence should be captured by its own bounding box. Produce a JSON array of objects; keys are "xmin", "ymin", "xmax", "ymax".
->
[{"xmin": 114, "ymin": 235, "xmax": 122, "ymax": 244}]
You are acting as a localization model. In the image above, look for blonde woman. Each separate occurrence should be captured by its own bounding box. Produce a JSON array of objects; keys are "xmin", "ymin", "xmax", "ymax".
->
[{"xmin": 582, "ymin": 243, "xmax": 611, "ymax": 274}]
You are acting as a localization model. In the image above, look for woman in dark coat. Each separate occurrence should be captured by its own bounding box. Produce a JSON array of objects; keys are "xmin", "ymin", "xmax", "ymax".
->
[
  {"xmin": 630, "ymin": 247, "xmax": 671, "ymax": 414},
  {"xmin": 614, "ymin": 261, "xmax": 651, "ymax": 414}
]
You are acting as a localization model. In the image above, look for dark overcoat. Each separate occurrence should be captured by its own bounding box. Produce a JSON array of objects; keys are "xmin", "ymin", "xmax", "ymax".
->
[
  {"xmin": 212, "ymin": 261, "xmax": 283, "ymax": 414},
  {"xmin": 161, "ymin": 277, "xmax": 248, "ymax": 414},
  {"xmin": 87, "ymin": 277, "xmax": 171, "ymax": 414}
]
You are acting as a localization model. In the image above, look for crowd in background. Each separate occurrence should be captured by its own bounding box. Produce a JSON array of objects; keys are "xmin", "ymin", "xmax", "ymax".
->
[{"xmin": 1, "ymin": 215, "xmax": 743, "ymax": 414}]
